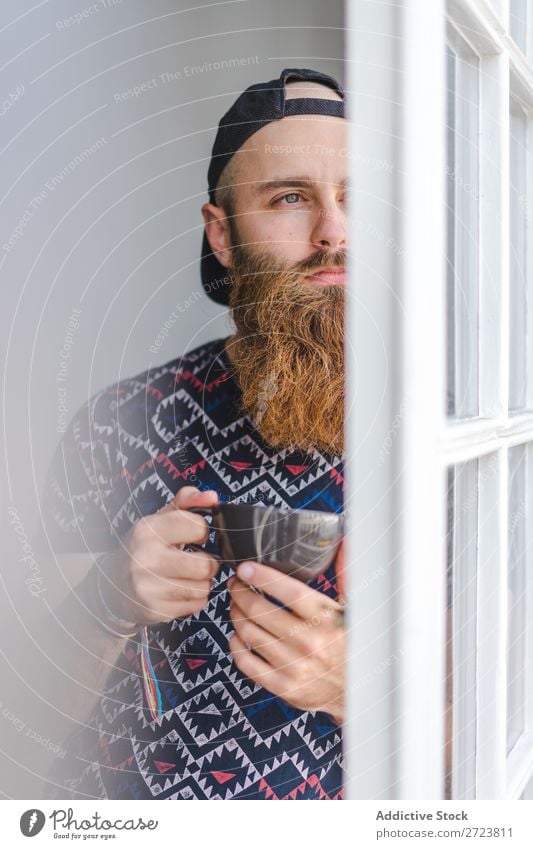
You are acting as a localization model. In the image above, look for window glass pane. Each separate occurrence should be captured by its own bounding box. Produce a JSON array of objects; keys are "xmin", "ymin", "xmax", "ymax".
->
[
  {"xmin": 520, "ymin": 773, "xmax": 533, "ymax": 798},
  {"xmin": 446, "ymin": 460, "xmax": 479, "ymax": 799},
  {"xmin": 446, "ymin": 47, "xmax": 456, "ymax": 417},
  {"xmin": 510, "ymin": 0, "xmax": 528, "ymax": 54},
  {"xmin": 446, "ymin": 43, "xmax": 480, "ymax": 419},
  {"xmin": 509, "ymin": 103, "xmax": 529, "ymax": 412},
  {"xmin": 507, "ymin": 444, "xmax": 527, "ymax": 754},
  {"xmin": 445, "ymin": 467, "xmax": 454, "ymax": 798}
]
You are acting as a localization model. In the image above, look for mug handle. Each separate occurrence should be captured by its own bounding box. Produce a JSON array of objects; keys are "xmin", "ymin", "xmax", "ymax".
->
[
  {"xmin": 186, "ymin": 507, "xmax": 262, "ymax": 593},
  {"xmin": 187, "ymin": 506, "xmax": 219, "ymax": 517},
  {"xmin": 183, "ymin": 506, "xmax": 221, "ymax": 556}
]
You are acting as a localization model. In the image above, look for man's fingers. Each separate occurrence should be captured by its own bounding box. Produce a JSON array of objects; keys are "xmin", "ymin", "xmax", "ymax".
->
[
  {"xmin": 133, "ymin": 507, "xmax": 211, "ymax": 547},
  {"xmin": 160, "ymin": 486, "xmax": 219, "ymax": 513},
  {"xmin": 136, "ymin": 573, "xmax": 213, "ymax": 606},
  {"xmin": 161, "ymin": 576, "xmax": 213, "ymax": 603},
  {"xmin": 156, "ymin": 547, "xmax": 220, "ymax": 581},
  {"xmin": 228, "ymin": 576, "xmax": 298, "ymax": 638},
  {"xmin": 234, "ymin": 561, "xmax": 343, "ymax": 622},
  {"xmin": 229, "ymin": 633, "xmax": 276, "ymax": 686},
  {"xmin": 334, "ymin": 539, "xmax": 346, "ymax": 603},
  {"xmin": 230, "ymin": 597, "xmax": 297, "ymax": 667},
  {"xmin": 136, "ymin": 486, "xmax": 219, "ymax": 546}
]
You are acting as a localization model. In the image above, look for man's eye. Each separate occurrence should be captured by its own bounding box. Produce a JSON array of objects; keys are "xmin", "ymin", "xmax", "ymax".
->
[{"xmin": 274, "ymin": 192, "xmax": 302, "ymax": 205}]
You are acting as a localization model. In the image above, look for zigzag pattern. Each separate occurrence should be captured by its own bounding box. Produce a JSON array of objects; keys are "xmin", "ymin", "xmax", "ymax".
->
[{"xmin": 42, "ymin": 337, "xmax": 344, "ymax": 800}]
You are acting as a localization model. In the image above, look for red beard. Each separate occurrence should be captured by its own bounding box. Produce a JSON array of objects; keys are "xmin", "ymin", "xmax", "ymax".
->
[{"xmin": 225, "ymin": 244, "xmax": 345, "ymax": 455}]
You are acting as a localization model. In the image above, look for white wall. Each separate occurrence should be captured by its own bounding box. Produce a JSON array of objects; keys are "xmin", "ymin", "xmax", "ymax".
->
[{"xmin": 1, "ymin": 0, "xmax": 345, "ymax": 537}]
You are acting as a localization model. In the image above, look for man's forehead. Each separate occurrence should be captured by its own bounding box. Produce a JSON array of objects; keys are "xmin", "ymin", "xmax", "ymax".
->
[
  {"xmin": 234, "ymin": 110, "xmax": 347, "ymax": 179},
  {"xmin": 218, "ymin": 79, "xmax": 347, "ymax": 192}
]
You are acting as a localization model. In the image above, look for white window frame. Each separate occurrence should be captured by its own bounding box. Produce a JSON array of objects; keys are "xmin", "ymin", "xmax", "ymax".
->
[{"xmin": 345, "ymin": 0, "xmax": 533, "ymax": 799}]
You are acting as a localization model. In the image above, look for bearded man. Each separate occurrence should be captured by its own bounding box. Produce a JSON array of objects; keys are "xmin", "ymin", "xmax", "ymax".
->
[{"xmin": 36, "ymin": 68, "xmax": 348, "ymax": 800}]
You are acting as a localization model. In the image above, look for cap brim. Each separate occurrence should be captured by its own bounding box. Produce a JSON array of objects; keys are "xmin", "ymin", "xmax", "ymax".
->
[{"xmin": 201, "ymin": 232, "xmax": 232, "ymax": 305}]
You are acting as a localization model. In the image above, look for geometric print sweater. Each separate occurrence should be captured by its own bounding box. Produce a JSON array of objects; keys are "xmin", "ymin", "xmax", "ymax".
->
[{"xmin": 40, "ymin": 336, "xmax": 345, "ymax": 800}]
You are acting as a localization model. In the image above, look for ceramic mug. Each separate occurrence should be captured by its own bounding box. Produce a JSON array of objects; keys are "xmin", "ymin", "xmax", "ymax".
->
[{"xmin": 188, "ymin": 501, "xmax": 344, "ymax": 583}]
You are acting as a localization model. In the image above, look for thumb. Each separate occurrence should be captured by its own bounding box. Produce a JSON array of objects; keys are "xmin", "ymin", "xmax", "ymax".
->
[
  {"xmin": 159, "ymin": 485, "xmax": 219, "ymax": 514},
  {"xmin": 334, "ymin": 539, "xmax": 346, "ymax": 604}
]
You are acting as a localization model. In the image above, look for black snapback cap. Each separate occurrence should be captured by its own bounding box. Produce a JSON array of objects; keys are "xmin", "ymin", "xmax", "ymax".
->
[{"xmin": 201, "ymin": 67, "xmax": 346, "ymax": 305}]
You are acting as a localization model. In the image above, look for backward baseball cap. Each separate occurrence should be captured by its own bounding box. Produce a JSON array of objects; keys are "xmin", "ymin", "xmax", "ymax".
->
[{"xmin": 201, "ymin": 67, "xmax": 346, "ymax": 305}]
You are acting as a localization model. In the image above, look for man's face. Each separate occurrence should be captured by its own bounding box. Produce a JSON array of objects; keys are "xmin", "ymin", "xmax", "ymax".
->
[
  {"xmin": 225, "ymin": 112, "xmax": 348, "ymax": 282},
  {"xmin": 202, "ymin": 83, "xmax": 347, "ymax": 455}
]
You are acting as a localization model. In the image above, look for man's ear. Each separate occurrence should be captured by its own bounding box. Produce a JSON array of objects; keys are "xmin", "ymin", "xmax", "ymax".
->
[{"xmin": 201, "ymin": 203, "xmax": 233, "ymax": 269}]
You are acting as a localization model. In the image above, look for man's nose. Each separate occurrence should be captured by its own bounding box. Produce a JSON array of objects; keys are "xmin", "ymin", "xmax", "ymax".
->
[{"xmin": 310, "ymin": 200, "xmax": 346, "ymax": 250}]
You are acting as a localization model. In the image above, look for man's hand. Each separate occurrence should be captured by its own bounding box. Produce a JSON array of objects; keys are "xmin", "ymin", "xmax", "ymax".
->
[
  {"xmin": 101, "ymin": 486, "xmax": 220, "ymax": 626},
  {"xmin": 228, "ymin": 544, "xmax": 346, "ymax": 725}
]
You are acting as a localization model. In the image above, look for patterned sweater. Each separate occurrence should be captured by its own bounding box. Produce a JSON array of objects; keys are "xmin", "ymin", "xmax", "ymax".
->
[{"xmin": 40, "ymin": 336, "xmax": 345, "ymax": 800}]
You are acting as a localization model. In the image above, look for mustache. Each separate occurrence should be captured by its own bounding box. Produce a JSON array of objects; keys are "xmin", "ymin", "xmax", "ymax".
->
[
  {"xmin": 292, "ymin": 248, "xmax": 346, "ymax": 275},
  {"xmin": 230, "ymin": 246, "xmax": 347, "ymax": 283}
]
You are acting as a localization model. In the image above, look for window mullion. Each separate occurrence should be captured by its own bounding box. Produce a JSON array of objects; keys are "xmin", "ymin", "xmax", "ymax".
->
[
  {"xmin": 345, "ymin": 0, "xmax": 406, "ymax": 799},
  {"xmin": 437, "ymin": 413, "xmax": 533, "ymax": 462}
]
